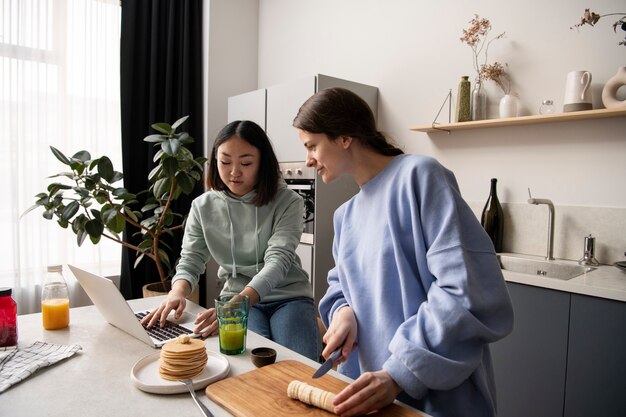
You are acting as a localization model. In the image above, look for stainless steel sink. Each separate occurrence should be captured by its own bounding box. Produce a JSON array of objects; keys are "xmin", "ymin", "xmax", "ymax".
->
[{"xmin": 497, "ymin": 255, "xmax": 596, "ymax": 280}]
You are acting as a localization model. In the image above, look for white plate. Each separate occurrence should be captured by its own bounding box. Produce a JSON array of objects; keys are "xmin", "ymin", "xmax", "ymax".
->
[{"xmin": 130, "ymin": 349, "xmax": 230, "ymax": 394}]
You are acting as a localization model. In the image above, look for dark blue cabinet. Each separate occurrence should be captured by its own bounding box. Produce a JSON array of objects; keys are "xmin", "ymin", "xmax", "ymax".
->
[
  {"xmin": 491, "ymin": 282, "xmax": 626, "ymax": 417},
  {"xmin": 564, "ymin": 294, "xmax": 626, "ymax": 417},
  {"xmin": 491, "ymin": 282, "xmax": 569, "ymax": 417}
]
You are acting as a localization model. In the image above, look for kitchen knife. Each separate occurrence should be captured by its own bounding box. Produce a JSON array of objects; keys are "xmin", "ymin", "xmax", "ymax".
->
[{"xmin": 312, "ymin": 348, "xmax": 342, "ymax": 379}]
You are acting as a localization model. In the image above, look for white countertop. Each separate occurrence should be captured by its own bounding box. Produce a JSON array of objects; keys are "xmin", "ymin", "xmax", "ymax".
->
[
  {"xmin": 500, "ymin": 253, "xmax": 626, "ymax": 302},
  {"xmin": 4, "ymin": 296, "xmax": 426, "ymax": 417},
  {"xmin": 1, "ymin": 297, "xmax": 342, "ymax": 417}
]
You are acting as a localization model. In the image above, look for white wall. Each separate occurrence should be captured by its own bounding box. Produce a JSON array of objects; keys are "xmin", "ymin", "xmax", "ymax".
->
[
  {"xmin": 251, "ymin": 0, "xmax": 625, "ymax": 263},
  {"xmin": 205, "ymin": 0, "xmax": 625, "ymax": 264}
]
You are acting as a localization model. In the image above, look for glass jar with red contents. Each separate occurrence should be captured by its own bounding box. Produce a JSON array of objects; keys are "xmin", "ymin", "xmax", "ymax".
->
[{"xmin": 0, "ymin": 287, "xmax": 18, "ymax": 347}]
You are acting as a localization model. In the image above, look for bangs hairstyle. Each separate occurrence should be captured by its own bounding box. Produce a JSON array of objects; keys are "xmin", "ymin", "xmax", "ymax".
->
[
  {"xmin": 206, "ymin": 120, "xmax": 280, "ymax": 207},
  {"xmin": 293, "ymin": 87, "xmax": 403, "ymax": 157}
]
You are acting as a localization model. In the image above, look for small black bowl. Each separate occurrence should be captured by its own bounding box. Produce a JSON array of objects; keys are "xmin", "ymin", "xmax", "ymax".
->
[{"xmin": 251, "ymin": 347, "xmax": 277, "ymax": 368}]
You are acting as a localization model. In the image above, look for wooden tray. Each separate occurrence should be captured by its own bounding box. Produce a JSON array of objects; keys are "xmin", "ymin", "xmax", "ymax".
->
[{"xmin": 205, "ymin": 360, "xmax": 426, "ymax": 417}]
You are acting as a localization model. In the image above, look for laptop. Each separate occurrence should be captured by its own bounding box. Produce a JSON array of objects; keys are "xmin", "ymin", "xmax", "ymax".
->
[{"xmin": 68, "ymin": 264, "xmax": 200, "ymax": 348}]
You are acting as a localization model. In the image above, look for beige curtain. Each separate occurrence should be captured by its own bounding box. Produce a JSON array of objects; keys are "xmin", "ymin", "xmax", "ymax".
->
[{"xmin": 0, "ymin": 0, "xmax": 122, "ymax": 314}]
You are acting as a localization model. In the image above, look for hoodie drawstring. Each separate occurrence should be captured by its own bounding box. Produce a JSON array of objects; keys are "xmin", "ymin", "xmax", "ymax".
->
[
  {"xmin": 255, "ymin": 207, "xmax": 259, "ymax": 273},
  {"xmin": 225, "ymin": 203, "xmax": 237, "ymax": 279}
]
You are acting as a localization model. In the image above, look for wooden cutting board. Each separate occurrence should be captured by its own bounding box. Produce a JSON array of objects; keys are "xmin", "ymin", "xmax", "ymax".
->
[{"xmin": 205, "ymin": 360, "xmax": 426, "ymax": 417}]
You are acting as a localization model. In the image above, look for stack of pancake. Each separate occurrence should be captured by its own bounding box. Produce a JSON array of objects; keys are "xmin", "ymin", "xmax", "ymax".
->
[{"xmin": 159, "ymin": 334, "xmax": 208, "ymax": 381}]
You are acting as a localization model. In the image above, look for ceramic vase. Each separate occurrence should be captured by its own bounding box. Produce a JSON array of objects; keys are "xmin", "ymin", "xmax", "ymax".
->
[
  {"xmin": 602, "ymin": 66, "xmax": 626, "ymax": 109},
  {"xmin": 499, "ymin": 94, "xmax": 518, "ymax": 118},
  {"xmin": 456, "ymin": 76, "xmax": 471, "ymax": 122}
]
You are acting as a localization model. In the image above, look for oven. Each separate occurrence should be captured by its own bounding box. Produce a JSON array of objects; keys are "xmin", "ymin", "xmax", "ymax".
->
[
  {"xmin": 279, "ymin": 162, "xmax": 315, "ymax": 244},
  {"xmin": 280, "ymin": 162, "xmax": 315, "ymax": 282}
]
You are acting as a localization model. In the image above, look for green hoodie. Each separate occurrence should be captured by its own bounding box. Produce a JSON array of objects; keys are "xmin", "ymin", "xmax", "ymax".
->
[{"xmin": 172, "ymin": 180, "xmax": 313, "ymax": 302}]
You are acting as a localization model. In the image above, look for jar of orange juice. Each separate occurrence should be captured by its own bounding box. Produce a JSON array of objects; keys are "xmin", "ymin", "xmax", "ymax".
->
[{"xmin": 41, "ymin": 265, "xmax": 70, "ymax": 330}]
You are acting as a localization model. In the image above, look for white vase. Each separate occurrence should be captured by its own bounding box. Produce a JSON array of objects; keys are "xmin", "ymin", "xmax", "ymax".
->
[
  {"xmin": 499, "ymin": 94, "xmax": 518, "ymax": 118},
  {"xmin": 602, "ymin": 67, "xmax": 626, "ymax": 109}
]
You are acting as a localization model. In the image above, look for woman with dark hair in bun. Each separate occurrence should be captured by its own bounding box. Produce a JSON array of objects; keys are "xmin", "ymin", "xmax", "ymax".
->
[{"xmin": 294, "ymin": 88, "xmax": 513, "ymax": 417}]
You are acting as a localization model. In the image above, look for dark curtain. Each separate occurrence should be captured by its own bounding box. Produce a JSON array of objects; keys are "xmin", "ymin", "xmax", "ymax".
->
[{"xmin": 119, "ymin": 0, "xmax": 205, "ymax": 304}]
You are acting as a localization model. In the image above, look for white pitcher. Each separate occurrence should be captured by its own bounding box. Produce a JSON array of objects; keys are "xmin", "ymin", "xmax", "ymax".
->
[{"xmin": 563, "ymin": 70, "xmax": 592, "ymax": 112}]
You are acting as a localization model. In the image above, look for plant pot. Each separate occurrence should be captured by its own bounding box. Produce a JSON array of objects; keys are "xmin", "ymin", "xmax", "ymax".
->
[{"xmin": 142, "ymin": 282, "xmax": 200, "ymax": 304}]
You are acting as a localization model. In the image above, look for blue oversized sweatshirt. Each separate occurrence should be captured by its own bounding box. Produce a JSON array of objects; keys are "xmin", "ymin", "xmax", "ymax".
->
[
  {"xmin": 172, "ymin": 181, "xmax": 313, "ymax": 302},
  {"xmin": 319, "ymin": 154, "xmax": 514, "ymax": 417}
]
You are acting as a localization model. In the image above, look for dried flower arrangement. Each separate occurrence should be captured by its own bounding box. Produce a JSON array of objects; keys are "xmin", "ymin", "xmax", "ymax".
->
[
  {"xmin": 571, "ymin": 9, "xmax": 626, "ymax": 46},
  {"xmin": 460, "ymin": 14, "xmax": 507, "ymax": 86},
  {"xmin": 481, "ymin": 62, "xmax": 511, "ymax": 94}
]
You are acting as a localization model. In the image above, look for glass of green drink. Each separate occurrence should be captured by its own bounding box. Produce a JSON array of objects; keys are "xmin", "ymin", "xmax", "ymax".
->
[{"xmin": 215, "ymin": 294, "xmax": 249, "ymax": 355}]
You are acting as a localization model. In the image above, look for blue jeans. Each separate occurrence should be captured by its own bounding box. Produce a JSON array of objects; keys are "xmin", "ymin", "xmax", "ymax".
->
[{"xmin": 248, "ymin": 297, "xmax": 321, "ymax": 362}]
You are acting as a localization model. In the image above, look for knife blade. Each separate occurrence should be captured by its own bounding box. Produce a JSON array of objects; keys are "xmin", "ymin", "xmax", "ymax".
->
[{"xmin": 312, "ymin": 348, "xmax": 342, "ymax": 379}]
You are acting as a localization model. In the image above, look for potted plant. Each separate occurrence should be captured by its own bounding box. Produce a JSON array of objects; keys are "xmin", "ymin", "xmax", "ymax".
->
[{"xmin": 23, "ymin": 115, "xmax": 207, "ymax": 297}]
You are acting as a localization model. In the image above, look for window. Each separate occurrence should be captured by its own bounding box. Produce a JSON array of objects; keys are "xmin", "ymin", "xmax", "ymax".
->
[{"xmin": 0, "ymin": 0, "xmax": 122, "ymax": 313}]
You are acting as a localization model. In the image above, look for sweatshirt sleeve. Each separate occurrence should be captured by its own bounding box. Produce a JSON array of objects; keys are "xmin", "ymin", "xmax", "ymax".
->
[
  {"xmin": 319, "ymin": 205, "xmax": 349, "ymax": 328},
  {"xmin": 172, "ymin": 199, "xmax": 212, "ymax": 291},
  {"xmin": 382, "ymin": 161, "xmax": 514, "ymax": 398},
  {"xmin": 246, "ymin": 192, "xmax": 305, "ymax": 299}
]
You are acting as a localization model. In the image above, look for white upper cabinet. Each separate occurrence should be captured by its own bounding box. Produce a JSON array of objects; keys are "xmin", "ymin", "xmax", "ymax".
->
[
  {"xmin": 266, "ymin": 76, "xmax": 317, "ymax": 162},
  {"xmin": 227, "ymin": 88, "xmax": 267, "ymax": 130}
]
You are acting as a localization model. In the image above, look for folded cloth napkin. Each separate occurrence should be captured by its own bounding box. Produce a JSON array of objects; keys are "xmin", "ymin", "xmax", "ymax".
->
[{"xmin": 0, "ymin": 341, "xmax": 82, "ymax": 393}]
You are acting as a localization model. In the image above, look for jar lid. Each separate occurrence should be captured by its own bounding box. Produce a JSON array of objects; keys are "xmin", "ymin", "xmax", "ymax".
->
[
  {"xmin": 0, "ymin": 287, "xmax": 12, "ymax": 296},
  {"xmin": 47, "ymin": 265, "xmax": 63, "ymax": 273}
]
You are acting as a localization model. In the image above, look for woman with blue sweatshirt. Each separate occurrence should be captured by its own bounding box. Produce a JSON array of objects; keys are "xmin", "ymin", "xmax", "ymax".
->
[
  {"xmin": 143, "ymin": 120, "xmax": 320, "ymax": 361},
  {"xmin": 293, "ymin": 88, "xmax": 514, "ymax": 417}
]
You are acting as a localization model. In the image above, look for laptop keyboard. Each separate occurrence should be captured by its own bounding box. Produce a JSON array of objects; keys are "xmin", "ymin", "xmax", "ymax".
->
[{"xmin": 134, "ymin": 311, "xmax": 193, "ymax": 341}]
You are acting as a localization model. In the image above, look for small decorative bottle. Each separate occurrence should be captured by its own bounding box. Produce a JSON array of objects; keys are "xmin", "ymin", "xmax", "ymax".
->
[
  {"xmin": 456, "ymin": 76, "xmax": 471, "ymax": 122},
  {"xmin": 481, "ymin": 178, "xmax": 504, "ymax": 252},
  {"xmin": 42, "ymin": 265, "xmax": 70, "ymax": 330},
  {"xmin": 471, "ymin": 77, "xmax": 487, "ymax": 121},
  {"xmin": 0, "ymin": 287, "xmax": 18, "ymax": 347}
]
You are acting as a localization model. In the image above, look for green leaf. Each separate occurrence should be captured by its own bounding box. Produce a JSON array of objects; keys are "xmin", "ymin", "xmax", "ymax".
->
[
  {"xmin": 72, "ymin": 150, "xmax": 91, "ymax": 162},
  {"xmin": 107, "ymin": 213, "xmax": 126, "ymax": 234},
  {"xmin": 112, "ymin": 187, "xmax": 129, "ymax": 197},
  {"xmin": 153, "ymin": 178, "xmax": 170, "ymax": 200},
  {"xmin": 151, "ymin": 123, "xmax": 172, "ymax": 135},
  {"xmin": 123, "ymin": 206, "xmax": 139, "ymax": 223},
  {"xmin": 141, "ymin": 203, "xmax": 159, "ymax": 213},
  {"xmin": 102, "ymin": 207, "xmax": 119, "ymax": 225},
  {"xmin": 162, "ymin": 156, "xmax": 178, "ymax": 177},
  {"xmin": 85, "ymin": 219, "xmax": 104, "ymax": 239},
  {"xmin": 111, "ymin": 171, "xmax": 123, "ymax": 182},
  {"xmin": 177, "ymin": 132, "xmax": 191, "ymax": 144},
  {"xmin": 76, "ymin": 228, "xmax": 87, "ymax": 246},
  {"xmin": 147, "ymin": 165, "xmax": 162, "ymax": 182},
  {"xmin": 171, "ymin": 115, "xmax": 189, "ymax": 131},
  {"xmin": 61, "ymin": 201, "xmax": 80, "ymax": 220},
  {"xmin": 176, "ymin": 172, "xmax": 194, "ymax": 194},
  {"xmin": 134, "ymin": 253, "xmax": 145, "ymax": 269},
  {"xmin": 89, "ymin": 233, "xmax": 102, "ymax": 245},
  {"xmin": 144, "ymin": 134, "xmax": 166, "ymax": 143},
  {"xmin": 47, "ymin": 183, "xmax": 72, "ymax": 194},
  {"xmin": 50, "ymin": 146, "xmax": 73, "ymax": 166},
  {"xmin": 98, "ymin": 156, "xmax": 115, "ymax": 182},
  {"xmin": 161, "ymin": 138, "xmax": 181, "ymax": 156}
]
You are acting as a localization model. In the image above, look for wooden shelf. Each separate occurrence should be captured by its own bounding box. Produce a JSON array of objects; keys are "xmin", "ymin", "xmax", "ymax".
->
[{"xmin": 410, "ymin": 107, "xmax": 626, "ymax": 133}]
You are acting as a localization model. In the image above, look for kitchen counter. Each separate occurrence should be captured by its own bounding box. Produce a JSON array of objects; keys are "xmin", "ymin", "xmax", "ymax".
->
[
  {"xmin": 4, "ymin": 296, "xmax": 426, "ymax": 417},
  {"xmin": 500, "ymin": 253, "xmax": 626, "ymax": 302},
  {"xmin": 1, "ymin": 298, "xmax": 336, "ymax": 416}
]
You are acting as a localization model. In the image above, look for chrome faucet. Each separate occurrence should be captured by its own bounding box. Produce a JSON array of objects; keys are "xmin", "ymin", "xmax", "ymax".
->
[{"xmin": 527, "ymin": 188, "xmax": 555, "ymax": 261}]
